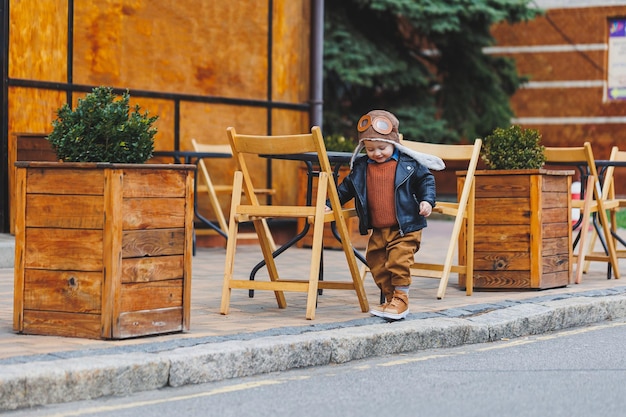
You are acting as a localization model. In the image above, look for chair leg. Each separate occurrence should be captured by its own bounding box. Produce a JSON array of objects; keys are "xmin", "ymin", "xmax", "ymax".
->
[
  {"xmin": 573, "ymin": 176, "xmax": 595, "ymax": 284},
  {"xmin": 220, "ymin": 172, "xmax": 244, "ymax": 315},
  {"xmin": 304, "ymin": 174, "xmax": 330, "ymax": 320}
]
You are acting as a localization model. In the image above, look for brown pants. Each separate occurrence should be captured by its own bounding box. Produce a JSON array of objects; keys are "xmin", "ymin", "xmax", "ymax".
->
[{"xmin": 366, "ymin": 227, "xmax": 422, "ymax": 301}]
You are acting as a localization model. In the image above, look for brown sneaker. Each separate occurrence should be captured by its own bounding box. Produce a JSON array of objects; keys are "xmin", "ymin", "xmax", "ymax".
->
[
  {"xmin": 370, "ymin": 293, "xmax": 393, "ymax": 318},
  {"xmin": 383, "ymin": 290, "xmax": 409, "ymax": 320},
  {"xmin": 369, "ymin": 302, "xmax": 388, "ymax": 318}
]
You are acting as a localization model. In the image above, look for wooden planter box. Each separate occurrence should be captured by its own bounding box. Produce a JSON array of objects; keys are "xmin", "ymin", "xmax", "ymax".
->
[
  {"xmin": 296, "ymin": 166, "xmax": 369, "ymax": 250},
  {"xmin": 13, "ymin": 161, "xmax": 194, "ymax": 339},
  {"xmin": 459, "ymin": 169, "xmax": 573, "ymax": 290}
]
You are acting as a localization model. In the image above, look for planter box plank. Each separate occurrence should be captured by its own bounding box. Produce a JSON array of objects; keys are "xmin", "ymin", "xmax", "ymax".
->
[
  {"xmin": 543, "ymin": 236, "xmax": 570, "ymax": 256},
  {"xmin": 542, "ymin": 252, "xmax": 570, "ymax": 273},
  {"xmin": 26, "ymin": 168, "xmax": 105, "ymax": 195},
  {"xmin": 120, "ymin": 279, "xmax": 183, "ymax": 311},
  {"xmin": 117, "ymin": 307, "xmax": 183, "ymax": 339},
  {"xmin": 24, "ymin": 228, "xmax": 103, "ymax": 270},
  {"xmin": 473, "ymin": 251, "xmax": 530, "ymax": 271},
  {"xmin": 26, "ymin": 194, "xmax": 104, "ymax": 229},
  {"xmin": 474, "ymin": 225, "xmax": 530, "ymax": 252},
  {"xmin": 14, "ymin": 162, "xmax": 194, "ymax": 339},
  {"xmin": 123, "ymin": 169, "xmax": 189, "ymax": 197},
  {"xmin": 23, "ymin": 311, "xmax": 102, "ymax": 339},
  {"xmin": 543, "ymin": 222, "xmax": 570, "ymax": 238},
  {"xmin": 23, "ymin": 269, "xmax": 102, "ymax": 313},
  {"xmin": 460, "ymin": 169, "xmax": 572, "ymax": 290},
  {"xmin": 121, "ymin": 229, "xmax": 185, "ymax": 257},
  {"xmin": 474, "ymin": 197, "xmax": 529, "ymax": 224},
  {"xmin": 121, "ymin": 255, "xmax": 184, "ymax": 283},
  {"xmin": 473, "ymin": 271, "xmax": 533, "ymax": 289},
  {"xmin": 122, "ymin": 198, "xmax": 186, "ymax": 229}
]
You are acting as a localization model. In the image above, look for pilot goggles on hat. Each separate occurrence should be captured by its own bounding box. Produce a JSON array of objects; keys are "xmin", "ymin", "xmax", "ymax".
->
[{"xmin": 357, "ymin": 114, "xmax": 394, "ymax": 135}]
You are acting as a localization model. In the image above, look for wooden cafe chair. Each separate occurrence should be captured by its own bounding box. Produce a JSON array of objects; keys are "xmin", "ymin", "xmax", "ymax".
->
[
  {"xmin": 191, "ymin": 138, "xmax": 276, "ymax": 247},
  {"xmin": 220, "ymin": 126, "xmax": 369, "ymax": 320},
  {"xmin": 544, "ymin": 142, "xmax": 620, "ymax": 283},
  {"xmin": 583, "ymin": 146, "xmax": 626, "ymax": 273},
  {"xmin": 360, "ymin": 138, "xmax": 483, "ymax": 300}
]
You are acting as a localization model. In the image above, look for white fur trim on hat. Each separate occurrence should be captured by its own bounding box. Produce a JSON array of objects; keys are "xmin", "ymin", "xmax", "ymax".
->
[{"xmin": 350, "ymin": 138, "xmax": 446, "ymax": 171}]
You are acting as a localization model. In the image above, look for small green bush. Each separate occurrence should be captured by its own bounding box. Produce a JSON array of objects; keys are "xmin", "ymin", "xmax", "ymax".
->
[
  {"xmin": 47, "ymin": 86, "xmax": 158, "ymax": 163},
  {"xmin": 617, "ymin": 210, "xmax": 626, "ymax": 229},
  {"xmin": 481, "ymin": 125, "xmax": 546, "ymax": 170},
  {"xmin": 324, "ymin": 134, "xmax": 357, "ymax": 152}
]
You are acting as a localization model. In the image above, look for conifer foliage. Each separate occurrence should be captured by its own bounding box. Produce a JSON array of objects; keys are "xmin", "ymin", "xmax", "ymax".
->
[{"xmin": 323, "ymin": 0, "xmax": 542, "ymax": 143}]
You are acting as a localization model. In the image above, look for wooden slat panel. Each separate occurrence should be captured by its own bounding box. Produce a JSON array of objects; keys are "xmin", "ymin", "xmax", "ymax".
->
[
  {"xmin": 122, "ymin": 228, "xmax": 185, "ymax": 257},
  {"xmin": 122, "ymin": 197, "xmax": 185, "ymax": 229},
  {"xmin": 474, "ymin": 197, "xmax": 530, "ymax": 224},
  {"xmin": 542, "ymin": 174, "xmax": 572, "ymax": 191},
  {"xmin": 542, "ymin": 190, "xmax": 569, "ymax": 208},
  {"xmin": 123, "ymin": 168, "xmax": 189, "ymax": 198},
  {"xmin": 542, "ymin": 236, "xmax": 571, "ymax": 256},
  {"xmin": 23, "ymin": 269, "xmax": 102, "ymax": 313},
  {"xmin": 117, "ymin": 307, "xmax": 183, "ymax": 339},
  {"xmin": 25, "ymin": 194, "xmax": 104, "ymax": 229},
  {"xmin": 24, "ymin": 228, "xmax": 103, "ymax": 271},
  {"xmin": 529, "ymin": 174, "xmax": 542, "ymax": 288},
  {"xmin": 542, "ymin": 253, "xmax": 570, "ymax": 274},
  {"xmin": 473, "ymin": 271, "xmax": 531, "ymax": 289},
  {"xmin": 536, "ymin": 271, "xmax": 569, "ymax": 289},
  {"xmin": 13, "ymin": 167, "xmax": 27, "ymax": 332},
  {"xmin": 119, "ymin": 279, "xmax": 183, "ymax": 312},
  {"xmin": 183, "ymin": 170, "xmax": 194, "ymax": 331},
  {"xmin": 103, "ymin": 168, "xmax": 124, "ymax": 339},
  {"xmin": 26, "ymin": 168, "xmax": 104, "ymax": 195},
  {"xmin": 543, "ymin": 222, "xmax": 570, "ymax": 239},
  {"xmin": 542, "ymin": 207, "xmax": 569, "ymax": 223},
  {"xmin": 121, "ymin": 255, "xmax": 184, "ymax": 283},
  {"xmin": 23, "ymin": 311, "xmax": 101, "ymax": 339},
  {"xmin": 474, "ymin": 173, "xmax": 531, "ymax": 198},
  {"xmin": 473, "ymin": 251, "xmax": 530, "ymax": 271},
  {"xmin": 473, "ymin": 225, "xmax": 530, "ymax": 252}
]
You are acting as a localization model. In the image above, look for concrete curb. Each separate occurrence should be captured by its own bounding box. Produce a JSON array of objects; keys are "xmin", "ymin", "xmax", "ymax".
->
[{"xmin": 2, "ymin": 291, "xmax": 626, "ymax": 411}]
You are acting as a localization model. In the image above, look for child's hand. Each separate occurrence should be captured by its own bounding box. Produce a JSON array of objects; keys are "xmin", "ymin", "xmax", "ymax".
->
[
  {"xmin": 419, "ymin": 201, "xmax": 432, "ymax": 217},
  {"xmin": 324, "ymin": 205, "xmax": 332, "ymax": 212}
]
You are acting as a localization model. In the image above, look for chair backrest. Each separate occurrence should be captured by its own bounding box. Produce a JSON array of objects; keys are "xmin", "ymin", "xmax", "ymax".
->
[
  {"xmin": 400, "ymin": 138, "xmax": 482, "ymax": 211},
  {"xmin": 226, "ymin": 126, "xmax": 337, "ymax": 206},
  {"xmin": 544, "ymin": 142, "xmax": 600, "ymax": 200},
  {"xmin": 601, "ymin": 146, "xmax": 626, "ymax": 200},
  {"xmin": 191, "ymin": 138, "xmax": 233, "ymax": 189},
  {"xmin": 191, "ymin": 138, "xmax": 232, "ymax": 233},
  {"xmin": 402, "ymin": 140, "xmax": 482, "ymax": 163}
]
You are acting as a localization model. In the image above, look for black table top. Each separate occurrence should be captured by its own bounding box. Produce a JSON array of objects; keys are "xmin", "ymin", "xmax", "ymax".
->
[{"xmin": 261, "ymin": 151, "xmax": 354, "ymax": 164}]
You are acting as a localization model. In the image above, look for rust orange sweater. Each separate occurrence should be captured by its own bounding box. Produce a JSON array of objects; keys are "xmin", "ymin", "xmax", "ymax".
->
[{"xmin": 367, "ymin": 160, "xmax": 397, "ymax": 228}]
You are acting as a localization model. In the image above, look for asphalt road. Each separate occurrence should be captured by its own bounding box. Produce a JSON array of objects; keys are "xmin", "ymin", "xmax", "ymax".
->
[{"xmin": 8, "ymin": 318, "xmax": 626, "ymax": 417}]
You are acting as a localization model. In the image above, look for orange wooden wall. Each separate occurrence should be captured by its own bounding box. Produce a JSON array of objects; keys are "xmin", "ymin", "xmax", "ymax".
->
[{"xmin": 5, "ymin": 0, "xmax": 312, "ymax": 229}]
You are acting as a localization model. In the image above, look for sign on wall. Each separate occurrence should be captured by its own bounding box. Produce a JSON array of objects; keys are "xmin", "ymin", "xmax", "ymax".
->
[{"xmin": 608, "ymin": 18, "xmax": 626, "ymax": 100}]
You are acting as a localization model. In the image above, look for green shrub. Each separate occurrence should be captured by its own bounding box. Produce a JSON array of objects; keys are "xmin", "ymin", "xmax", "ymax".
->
[
  {"xmin": 481, "ymin": 125, "xmax": 546, "ymax": 170},
  {"xmin": 616, "ymin": 209, "xmax": 626, "ymax": 229},
  {"xmin": 324, "ymin": 134, "xmax": 357, "ymax": 152},
  {"xmin": 47, "ymin": 86, "xmax": 158, "ymax": 163}
]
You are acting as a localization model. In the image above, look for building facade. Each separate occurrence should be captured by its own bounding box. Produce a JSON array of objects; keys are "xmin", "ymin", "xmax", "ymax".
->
[
  {"xmin": 491, "ymin": 0, "xmax": 626, "ymax": 193},
  {"xmin": 0, "ymin": 0, "xmax": 315, "ymax": 233}
]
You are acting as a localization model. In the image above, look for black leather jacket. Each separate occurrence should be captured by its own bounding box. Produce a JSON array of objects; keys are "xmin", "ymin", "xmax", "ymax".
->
[{"xmin": 334, "ymin": 152, "xmax": 436, "ymax": 236}]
